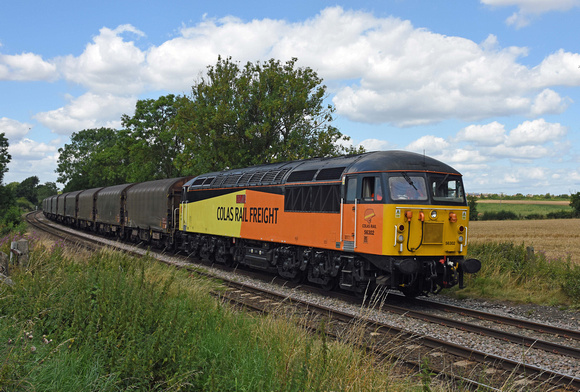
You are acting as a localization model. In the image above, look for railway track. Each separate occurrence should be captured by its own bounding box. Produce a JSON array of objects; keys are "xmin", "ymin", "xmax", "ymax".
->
[{"xmin": 26, "ymin": 211, "xmax": 580, "ymax": 391}]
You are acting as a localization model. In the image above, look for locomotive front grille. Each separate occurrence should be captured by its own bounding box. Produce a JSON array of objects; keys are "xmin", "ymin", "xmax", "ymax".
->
[{"xmin": 423, "ymin": 223, "xmax": 443, "ymax": 244}]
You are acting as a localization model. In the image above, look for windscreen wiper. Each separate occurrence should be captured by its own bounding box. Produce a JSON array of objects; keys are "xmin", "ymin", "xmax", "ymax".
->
[{"xmin": 401, "ymin": 172, "xmax": 418, "ymax": 190}]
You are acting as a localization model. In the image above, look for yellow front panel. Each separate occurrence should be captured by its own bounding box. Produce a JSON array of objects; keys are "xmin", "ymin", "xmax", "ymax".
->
[{"xmin": 382, "ymin": 204, "xmax": 469, "ymax": 257}]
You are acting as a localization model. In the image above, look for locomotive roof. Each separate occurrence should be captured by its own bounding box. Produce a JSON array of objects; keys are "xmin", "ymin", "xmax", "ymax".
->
[{"xmin": 185, "ymin": 150, "xmax": 461, "ymax": 189}]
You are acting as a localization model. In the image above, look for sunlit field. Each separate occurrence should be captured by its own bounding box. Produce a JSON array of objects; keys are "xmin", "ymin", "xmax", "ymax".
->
[{"xmin": 469, "ymin": 219, "xmax": 580, "ymax": 264}]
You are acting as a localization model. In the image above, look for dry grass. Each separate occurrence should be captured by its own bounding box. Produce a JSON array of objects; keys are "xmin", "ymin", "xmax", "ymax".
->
[{"xmin": 469, "ymin": 219, "xmax": 580, "ymax": 264}]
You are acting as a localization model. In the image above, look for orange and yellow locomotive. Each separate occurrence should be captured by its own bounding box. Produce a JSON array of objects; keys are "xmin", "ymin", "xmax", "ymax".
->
[{"xmin": 178, "ymin": 150, "xmax": 481, "ymax": 296}]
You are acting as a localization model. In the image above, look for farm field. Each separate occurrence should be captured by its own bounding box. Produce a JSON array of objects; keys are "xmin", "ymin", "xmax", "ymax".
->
[
  {"xmin": 469, "ymin": 219, "xmax": 580, "ymax": 264},
  {"xmin": 476, "ymin": 199, "xmax": 572, "ymax": 217}
]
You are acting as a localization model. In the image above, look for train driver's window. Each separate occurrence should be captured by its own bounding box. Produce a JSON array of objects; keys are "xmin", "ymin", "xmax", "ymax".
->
[
  {"xmin": 362, "ymin": 177, "xmax": 383, "ymax": 202},
  {"xmin": 389, "ymin": 176, "xmax": 428, "ymax": 201}
]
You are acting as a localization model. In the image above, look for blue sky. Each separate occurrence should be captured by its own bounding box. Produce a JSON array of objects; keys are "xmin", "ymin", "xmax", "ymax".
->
[{"xmin": 1, "ymin": 0, "xmax": 580, "ymax": 195}]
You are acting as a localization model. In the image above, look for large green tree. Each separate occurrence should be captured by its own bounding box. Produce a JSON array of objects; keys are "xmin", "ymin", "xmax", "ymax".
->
[
  {"xmin": 121, "ymin": 94, "xmax": 186, "ymax": 182},
  {"xmin": 175, "ymin": 57, "xmax": 363, "ymax": 174},
  {"xmin": 56, "ymin": 127, "xmax": 129, "ymax": 192},
  {"xmin": 36, "ymin": 182, "xmax": 59, "ymax": 202},
  {"xmin": 15, "ymin": 176, "xmax": 40, "ymax": 205}
]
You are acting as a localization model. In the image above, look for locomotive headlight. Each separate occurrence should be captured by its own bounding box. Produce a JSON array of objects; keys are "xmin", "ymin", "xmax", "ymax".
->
[
  {"xmin": 430, "ymin": 210, "xmax": 437, "ymax": 219},
  {"xmin": 458, "ymin": 235, "xmax": 464, "ymax": 243},
  {"xmin": 397, "ymin": 234, "xmax": 404, "ymax": 243}
]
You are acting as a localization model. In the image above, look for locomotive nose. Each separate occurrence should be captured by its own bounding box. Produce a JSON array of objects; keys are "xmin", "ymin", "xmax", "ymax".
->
[{"xmin": 459, "ymin": 258, "xmax": 481, "ymax": 274}]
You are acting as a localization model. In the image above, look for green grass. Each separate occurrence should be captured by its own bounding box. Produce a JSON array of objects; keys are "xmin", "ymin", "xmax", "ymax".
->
[
  {"xmin": 450, "ymin": 241, "xmax": 580, "ymax": 307},
  {"xmin": 0, "ymin": 236, "xmax": 415, "ymax": 392},
  {"xmin": 3, "ymin": 232, "xmax": 576, "ymax": 391},
  {"xmin": 476, "ymin": 202, "xmax": 572, "ymax": 219}
]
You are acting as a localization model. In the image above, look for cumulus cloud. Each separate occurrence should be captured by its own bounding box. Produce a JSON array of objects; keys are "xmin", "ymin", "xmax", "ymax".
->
[
  {"xmin": 405, "ymin": 135, "xmax": 449, "ymax": 154},
  {"xmin": 358, "ymin": 138, "xmax": 392, "ymax": 151},
  {"xmin": 145, "ymin": 16, "xmax": 288, "ymax": 90},
  {"xmin": 455, "ymin": 122, "xmax": 507, "ymax": 146},
  {"xmin": 6, "ymin": 144, "xmax": 59, "ymax": 186},
  {"xmin": 0, "ymin": 117, "xmax": 32, "ymax": 140},
  {"xmin": 34, "ymin": 92, "xmax": 136, "ymax": 135},
  {"xmin": 506, "ymin": 119, "xmax": 567, "ymax": 147},
  {"xmin": 0, "ymin": 52, "xmax": 57, "ymax": 81},
  {"xmin": 481, "ymin": 0, "xmax": 580, "ymax": 28},
  {"xmin": 8, "ymin": 138, "xmax": 58, "ymax": 159},
  {"xmin": 368, "ymin": 118, "xmax": 571, "ymax": 193},
  {"xmin": 58, "ymin": 25, "xmax": 146, "ymax": 94},
  {"xmin": 15, "ymin": 7, "xmax": 577, "ymax": 131}
]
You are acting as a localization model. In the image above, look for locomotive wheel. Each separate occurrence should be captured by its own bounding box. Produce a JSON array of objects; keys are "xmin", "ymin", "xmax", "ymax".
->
[{"xmin": 320, "ymin": 277, "xmax": 337, "ymax": 291}]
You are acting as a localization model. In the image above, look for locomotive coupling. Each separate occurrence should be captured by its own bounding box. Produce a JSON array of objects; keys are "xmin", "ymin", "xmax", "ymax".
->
[{"xmin": 459, "ymin": 258, "xmax": 481, "ymax": 274}]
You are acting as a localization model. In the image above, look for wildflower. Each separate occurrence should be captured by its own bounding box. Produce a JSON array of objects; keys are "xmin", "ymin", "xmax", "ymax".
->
[{"xmin": 30, "ymin": 346, "xmax": 36, "ymax": 352}]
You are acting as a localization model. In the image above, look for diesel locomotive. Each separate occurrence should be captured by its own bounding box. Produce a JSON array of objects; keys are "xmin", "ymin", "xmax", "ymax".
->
[{"xmin": 44, "ymin": 150, "xmax": 481, "ymax": 297}]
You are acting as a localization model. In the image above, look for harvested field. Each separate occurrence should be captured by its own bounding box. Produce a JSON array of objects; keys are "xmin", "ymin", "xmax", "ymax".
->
[{"xmin": 469, "ymin": 219, "xmax": 580, "ymax": 264}]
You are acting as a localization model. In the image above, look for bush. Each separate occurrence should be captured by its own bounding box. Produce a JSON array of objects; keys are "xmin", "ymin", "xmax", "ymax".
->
[
  {"xmin": 546, "ymin": 210, "xmax": 575, "ymax": 219},
  {"xmin": 524, "ymin": 213, "xmax": 545, "ymax": 220},
  {"xmin": 480, "ymin": 210, "xmax": 519, "ymax": 221},
  {"xmin": 0, "ymin": 206, "xmax": 25, "ymax": 235}
]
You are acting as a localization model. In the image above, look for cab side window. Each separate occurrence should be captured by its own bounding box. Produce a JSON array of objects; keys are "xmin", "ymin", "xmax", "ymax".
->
[
  {"xmin": 345, "ymin": 177, "xmax": 358, "ymax": 203},
  {"xmin": 362, "ymin": 176, "xmax": 383, "ymax": 202}
]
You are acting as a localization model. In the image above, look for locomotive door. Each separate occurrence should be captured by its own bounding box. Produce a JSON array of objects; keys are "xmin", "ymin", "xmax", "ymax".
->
[
  {"xmin": 341, "ymin": 176, "xmax": 358, "ymax": 251},
  {"xmin": 341, "ymin": 175, "xmax": 384, "ymax": 253}
]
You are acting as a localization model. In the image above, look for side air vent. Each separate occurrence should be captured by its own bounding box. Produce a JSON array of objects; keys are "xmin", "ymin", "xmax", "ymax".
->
[
  {"xmin": 237, "ymin": 173, "xmax": 253, "ymax": 186},
  {"xmin": 316, "ymin": 167, "xmax": 346, "ymax": 181},
  {"xmin": 224, "ymin": 174, "xmax": 242, "ymax": 186},
  {"xmin": 286, "ymin": 170, "xmax": 317, "ymax": 183}
]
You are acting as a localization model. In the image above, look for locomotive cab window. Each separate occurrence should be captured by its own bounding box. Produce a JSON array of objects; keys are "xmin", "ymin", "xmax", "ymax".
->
[
  {"xmin": 430, "ymin": 174, "xmax": 466, "ymax": 204},
  {"xmin": 345, "ymin": 177, "xmax": 358, "ymax": 203},
  {"xmin": 362, "ymin": 176, "xmax": 383, "ymax": 202},
  {"xmin": 388, "ymin": 174, "xmax": 427, "ymax": 201}
]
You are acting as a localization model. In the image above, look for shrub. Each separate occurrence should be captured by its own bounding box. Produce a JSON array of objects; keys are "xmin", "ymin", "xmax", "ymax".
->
[
  {"xmin": 480, "ymin": 210, "xmax": 519, "ymax": 221},
  {"xmin": 546, "ymin": 210, "xmax": 575, "ymax": 219}
]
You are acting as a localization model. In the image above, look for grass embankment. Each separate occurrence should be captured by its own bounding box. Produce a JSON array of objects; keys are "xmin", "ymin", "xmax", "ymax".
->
[
  {"xmin": 475, "ymin": 199, "xmax": 573, "ymax": 220},
  {"xmin": 454, "ymin": 241, "xmax": 580, "ymax": 307},
  {"xmin": 1, "ymin": 234, "xmax": 420, "ymax": 392}
]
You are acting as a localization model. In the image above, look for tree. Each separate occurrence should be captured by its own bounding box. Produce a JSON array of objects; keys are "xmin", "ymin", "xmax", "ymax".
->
[
  {"xmin": 570, "ymin": 192, "xmax": 580, "ymax": 217},
  {"xmin": 0, "ymin": 133, "xmax": 10, "ymax": 185},
  {"xmin": 468, "ymin": 195, "xmax": 478, "ymax": 221},
  {"xmin": 56, "ymin": 128, "xmax": 129, "ymax": 192},
  {"xmin": 175, "ymin": 57, "xmax": 363, "ymax": 174},
  {"xmin": 15, "ymin": 176, "xmax": 40, "ymax": 205},
  {"xmin": 36, "ymin": 182, "xmax": 59, "ymax": 202},
  {"xmin": 121, "ymin": 94, "xmax": 186, "ymax": 182}
]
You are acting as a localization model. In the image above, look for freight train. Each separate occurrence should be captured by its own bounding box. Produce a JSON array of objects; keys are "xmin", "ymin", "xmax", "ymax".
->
[{"xmin": 43, "ymin": 150, "xmax": 481, "ymax": 297}]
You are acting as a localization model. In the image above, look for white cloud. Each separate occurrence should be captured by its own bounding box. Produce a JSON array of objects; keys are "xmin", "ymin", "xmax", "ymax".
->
[
  {"xmin": 0, "ymin": 117, "xmax": 32, "ymax": 140},
  {"xmin": 506, "ymin": 119, "xmax": 567, "ymax": 147},
  {"xmin": 5, "ymin": 145, "xmax": 59, "ymax": 186},
  {"xmin": 358, "ymin": 138, "xmax": 392, "ymax": 151},
  {"xmin": 8, "ymin": 138, "xmax": 58, "ymax": 159},
  {"xmin": 455, "ymin": 122, "xmax": 506, "ymax": 146},
  {"xmin": 58, "ymin": 25, "xmax": 146, "ymax": 94},
  {"xmin": 19, "ymin": 8, "xmax": 579, "ymax": 130},
  {"xmin": 405, "ymin": 135, "xmax": 449, "ymax": 154},
  {"xmin": 0, "ymin": 52, "xmax": 57, "ymax": 81},
  {"xmin": 481, "ymin": 0, "xmax": 580, "ymax": 28},
  {"xmin": 34, "ymin": 92, "xmax": 136, "ymax": 135},
  {"xmin": 482, "ymin": 0, "xmax": 580, "ymax": 13}
]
